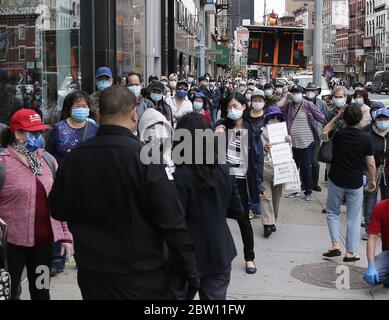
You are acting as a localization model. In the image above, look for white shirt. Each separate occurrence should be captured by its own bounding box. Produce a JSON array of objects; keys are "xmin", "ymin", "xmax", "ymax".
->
[{"xmin": 165, "ymin": 95, "xmax": 193, "ymax": 126}]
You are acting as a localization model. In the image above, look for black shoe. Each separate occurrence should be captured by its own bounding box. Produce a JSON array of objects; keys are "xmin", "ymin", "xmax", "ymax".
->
[
  {"xmin": 313, "ymin": 186, "xmax": 322, "ymax": 192},
  {"xmin": 343, "ymin": 255, "xmax": 361, "ymax": 263},
  {"xmin": 50, "ymin": 265, "xmax": 64, "ymax": 277},
  {"xmin": 245, "ymin": 262, "xmax": 257, "ymax": 275},
  {"xmin": 323, "ymin": 249, "xmax": 342, "ymax": 258},
  {"xmin": 271, "ymin": 225, "xmax": 277, "ymax": 232},
  {"xmin": 264, "ymin": 226, "xmax": 273, "ymax": 238},
  {"xmin": 322, "ymin": 209, "xmax": 327, "ymax": 214}
]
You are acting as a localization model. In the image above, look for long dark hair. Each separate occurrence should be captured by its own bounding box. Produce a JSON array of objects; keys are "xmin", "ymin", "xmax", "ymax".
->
[
  {"xmin": 1, "ymin": 127, "xmax": 15, "ymax": 148},
  {"xmin": 61, "ymin": 91, "xmax": 90, "ymax": 120},
  {"xmin": 174, "ymin": 112, "xmax": 217, "ymax": 193},
  {"xmin": 220, "ymin": 92, "xmax": 247, "ymax": 129}
]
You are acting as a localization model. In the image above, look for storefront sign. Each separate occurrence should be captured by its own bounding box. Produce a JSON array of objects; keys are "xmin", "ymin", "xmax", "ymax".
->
[
  {"xmin": 216, "ymin": 45, "xmax": 230, "ymax": 65},
  {"xmin": 0, "ymin": 7, "xmax": 36, "ymax": 15}
]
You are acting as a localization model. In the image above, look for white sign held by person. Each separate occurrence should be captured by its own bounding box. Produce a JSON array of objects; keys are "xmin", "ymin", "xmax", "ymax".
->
[
  {"xmin": 267, "ymin": 122, "xmax": 289, "ymax": 145},
  {"xmin": 273, "ymin": 162, "xmax": 295, "ymax": 186},
  {"xmin": 270, "ymin": 143, "xmax": 293, "ymax": 165}
]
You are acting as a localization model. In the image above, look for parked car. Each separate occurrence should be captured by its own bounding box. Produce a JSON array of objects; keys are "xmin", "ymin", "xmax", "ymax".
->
[{"xmin": 371, "ymin": 71, "xmax": 389, "ymax": 94}]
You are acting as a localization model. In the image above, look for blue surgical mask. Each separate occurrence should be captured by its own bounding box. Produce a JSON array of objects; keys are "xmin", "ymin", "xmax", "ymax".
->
[
  {"xmin": 150, "ymin": 93, "xmax": 163, "ymax": 102},
  {"xmin": 376, "ymin": 120, "xmax": 389, "ymax": 130},
  {"xmin": 292, "ymin": 93, "xmax": 303, "ymax": 104},
  {"xmin": 176, "ymin": 90, "xmax": 187, "ymax": 99},
  {"xmin": 193, "ymin": 102, "xmax": 203, "ymax": 111},
  {"xmin": 71, "ymin": 108, "xmax": 90, "ymax": 122},
  {"xmin": 24, "ymin": 132, "xmax": 44, "ymax": 153},
  {"xmin": 97, "ymin": 80, "xmax": 112, "ymax": 91},
  {"xmin": 128, "ymin": 85, "xmax": 142, "ymax": 98},
  {"xmin": 265, "ymin": 90, "xmax": 273, "ymax": 97},
  {"xmin": 227, "ymin": 109, "xmax": 244, "ymax": 121},
  {"xmin": 332, "ymin": 98, "xmax": 347, "ymax": 108}
]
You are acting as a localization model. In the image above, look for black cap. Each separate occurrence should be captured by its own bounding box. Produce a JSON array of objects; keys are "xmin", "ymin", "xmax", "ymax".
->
[
  {"xmin": 178, "ymin": 80, "xmax": 189, "ymax": 87},
  {"xmin": 264, "ymin": 83, "xmax": 274, "ymax": 90},
  {"xmin": 290, "ymin": 84, "xmax": 304, "ymax": 93},
  {"xmin": 149, "ymin": 81, "xmax": 165, "ymax": 92},
  {"xmin": 148, "ymin": 75, "xmax": 159, "ymax": 83},
  {"xmin": 210, "ymin": 77, "xmax": 215, "ymax": 82}
]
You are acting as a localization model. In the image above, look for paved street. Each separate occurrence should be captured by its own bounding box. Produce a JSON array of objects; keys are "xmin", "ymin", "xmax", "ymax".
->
[{"xmin": 20, "ymin": 168, "xmax": 389, "ymax": 300}]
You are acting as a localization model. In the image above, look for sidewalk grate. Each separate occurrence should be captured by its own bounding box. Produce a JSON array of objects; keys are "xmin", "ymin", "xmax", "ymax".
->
[{"xmin": 291, "ymin": 262, "xmax": 369, "ymax": 290}]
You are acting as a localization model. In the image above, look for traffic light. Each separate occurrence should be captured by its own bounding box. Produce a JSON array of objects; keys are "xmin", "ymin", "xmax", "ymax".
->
[{"xmin": 247, "ymin": 26, "xmax": 306, "ymax": 68}]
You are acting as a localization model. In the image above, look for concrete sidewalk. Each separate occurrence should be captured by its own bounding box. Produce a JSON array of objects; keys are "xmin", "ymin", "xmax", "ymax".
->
[{"xmin": 21, "ymin": 178, "xmax": 389, "ymax": 300}]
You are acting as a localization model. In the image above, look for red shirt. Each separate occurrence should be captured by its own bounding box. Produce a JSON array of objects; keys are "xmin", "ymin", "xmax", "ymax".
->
[
  {"xmin": 203, "ymin": 111, "xmax": 212, "ymax": 124},
  {"xmin": 35, "ymin": 178, "xmax": 54, "ymax": 246},
  {"xmin": 368, "ymin": 200, "xmax": 389, "ymax": 251}
]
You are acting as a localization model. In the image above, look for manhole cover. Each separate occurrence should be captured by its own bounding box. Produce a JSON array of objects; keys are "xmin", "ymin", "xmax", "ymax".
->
[{"xmin": 291, "ymin": 262, "xmax": 369, "ymax": 290}]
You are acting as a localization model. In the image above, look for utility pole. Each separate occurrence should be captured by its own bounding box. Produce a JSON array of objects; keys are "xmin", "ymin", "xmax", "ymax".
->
[
  {"xmin": 313, "ymin": 0, "xmax": 323, "ymax": 85},
  {"xmin": 200, "ymin": 4, "xmax": 205, "ymax": 77},
  {"xmin": 263, "ymin": 0, "xmax": 271, "ymax": 82}
]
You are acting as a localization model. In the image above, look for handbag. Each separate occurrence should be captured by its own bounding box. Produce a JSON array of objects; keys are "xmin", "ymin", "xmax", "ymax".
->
[
  {"xmin": 318, "ymin": 128, "xmax": 339, "ymax": 164},
  {"xmin": 0, "ymin": 219, "xmax": 11, "ymax": 300}
]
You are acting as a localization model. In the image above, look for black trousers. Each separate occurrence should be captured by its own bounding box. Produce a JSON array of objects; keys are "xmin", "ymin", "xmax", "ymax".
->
[
  {"xmin": 236, "ymin": 178, "xmax": 255, "ymax": 262},
  {"xmin": 77, "ymin": 267, "xmax": 168, "ymax": 300},
  {"xmin": 169, "ymin": 267, "xmax": 231, "ymax": 301},
  {"xmin": 7, "ymin": 243, "xmax": 52, "ymax": 300}
]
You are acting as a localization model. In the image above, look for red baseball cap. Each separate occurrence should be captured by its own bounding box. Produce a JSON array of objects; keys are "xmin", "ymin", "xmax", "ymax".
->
[{"xmin": 10, "ymin": 109, "xmax": 49, "ymax": 133}]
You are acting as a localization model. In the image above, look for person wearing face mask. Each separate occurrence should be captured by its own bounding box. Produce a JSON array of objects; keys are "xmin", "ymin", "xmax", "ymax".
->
[
  {"xmin": 216, "ymin": 92, "xmax": 264, "ymax": 275},
  {"xmin": 324, "ymin": 86, "xmax": 349, "ymax": 130},
  {"xmin": 263, "ymin": 83, "xmax": 276, "ymax": 110},
  {"xmin": 238, "ymin": 81, "xmax": 247, "ymax": 94},
  {"xmin": 191, "ymin": 92, "xmax": 211, "ymax": 123},
  {"xmin": 90, "ymin": 67, "xmax": 113, "ymax": 122},
  {"xmin": 352, "ymin": 89, "xmax": 372, "ymax": 128},
  {"xmin": 168, "ymin": 73, "xmax": 179, "ymax": 97},
  {"xmin": 361, "ymin": 108, "xmax": 389, "ymax": 241},
  {"xmin": 166, "ymin": 80, "xmax": 193, "ymax": 127},
  {"xmin": 202, "ymin": 77, "xmax": 221, "ymax": 126},
  {"xmin": 0, "ymin": 109, "xmax": 73, "ymax": 300},
  {"xmin": 247, "ymin": 80, "xmax": 256, "ymax": 91},
  {"xmin": 46, "ymin": 91, "xmax": 98, "ymax": 276},
  {"xmin": 261, "ymin": 106, "xmax": 292, "ymax": 238},
  {"xmin": 148, "ymin": 81, "xmax": 173, "ymax": 127},
  {"xmin": 187, "ymin": 73, "xmax": 196, "ymax": 90},
  {"xmin": 49, "ymin": 86, "xmax": 199, "ymax": 300},
  {"xmin": 280, "ymin": 85, "xmax": 325, "ymax": 202},
  {"xmin": 246, "ymin": 90, "xmax": 267, "ymax": 219},
  {"xmin": 126, "ymin": 72, "xmax": 154, "ymax": 122},
  {"xmin": 159, "ymin": 76, "xmax": 171, "ymax": 98},
  {"xmin": 245, "ymin": 88, "xmax": 254, "ymax": 109},
  {"xmin": 138, "ymin": 108, "xmax": 174, "ymax": 171},
  {"xmin": 274, "ymin": 83, "xmax": 286, "ymax": 103},
  {"xmin": 304, "ymin": 83, "xmax": 329, "ymax": 193}
]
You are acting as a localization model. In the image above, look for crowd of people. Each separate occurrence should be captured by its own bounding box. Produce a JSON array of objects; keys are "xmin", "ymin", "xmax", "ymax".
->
[{"xmin": 0, "ymin": 66, "xmax": 388, "ymax": 300}]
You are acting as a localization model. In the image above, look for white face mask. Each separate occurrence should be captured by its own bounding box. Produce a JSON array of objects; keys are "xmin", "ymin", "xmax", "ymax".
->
[
  {"xmin": 276, "ymin": 88, "xmax": 283, "ymax": 95},
  {"xmin": 169, "ymin": 81, "xmax": 177, "ymax": 89},
  {"xmin": 292, "ymin": 93, "xmax": 304, "ymax": 104},
  {"xmin": 306, "ymin": 91, "xmax": 316, "ymax": 100},
  {"xmin": 246, "ymin": 94, "xmax": 252, "ymax": 101},
  {"xmin": 355, "ymin": 98, "xmax": 364, "ymax": 106},
  {"xmin": 252, "ymin": 102, "xmax": 265, "ymax": 111},
  {"xmin": 264, "ymin": 90, "xmax": 273, "ymax": 97},
  {"xmin": 188, "ymin": 77, "xmax": 194, "ymax": 83}
]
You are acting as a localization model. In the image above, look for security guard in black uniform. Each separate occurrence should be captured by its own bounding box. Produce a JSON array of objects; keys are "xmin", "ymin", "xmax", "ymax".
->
[{"xmin": 49, "ymin": 85, "xmax": 199, "ymax": 300}]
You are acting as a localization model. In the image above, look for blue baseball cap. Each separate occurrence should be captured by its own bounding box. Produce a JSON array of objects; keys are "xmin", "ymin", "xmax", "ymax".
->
[
  {"xmin": 96, "ymin": 67, "xmax": 113, "ymax": 79},
  {"xmin": 265, "ymin": 106, "xmax": 285, "ymax": 123},
  {"xmin": 375, "ymin": 108, "xmax": 389, "ymax": 118}
]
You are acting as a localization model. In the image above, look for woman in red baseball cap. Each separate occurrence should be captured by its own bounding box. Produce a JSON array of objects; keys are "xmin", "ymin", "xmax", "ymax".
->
[{"xmin": 0, "ymin": 109, "xmax": 73, "ymax": 300}]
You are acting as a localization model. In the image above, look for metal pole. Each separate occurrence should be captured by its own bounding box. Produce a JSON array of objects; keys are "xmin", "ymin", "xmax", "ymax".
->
[
  {"xmin": 200, "ymin": 4, "xmax": 205, "ymax": 76},
  {"xmin": 313, "ymin": 0, "xmax": 323, "ymax": 85},
  {"xmin": 263, "ymin": 0, "xmax": 271, "ymax": 82}
]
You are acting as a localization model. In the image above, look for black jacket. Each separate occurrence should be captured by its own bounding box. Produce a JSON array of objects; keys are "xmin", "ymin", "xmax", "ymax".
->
[
  {"xmin": 363, "ymin": 124, "xmax": 389, "ymax": 168},
  {"xmin": 49, "ymin": 125, "xmax": 196, "ymax": 275},
  {"xmin": 174, "ymin": 164, "xmax": 243, "ymax": 274}
]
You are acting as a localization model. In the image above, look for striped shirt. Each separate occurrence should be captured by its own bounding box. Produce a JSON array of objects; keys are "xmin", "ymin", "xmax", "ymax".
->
[
  {"xmin": 227, "ymin": 130, "xmax": 246, "ymax": 179},
  {"xmin": 291, "ymin": 105, "xmax": 314, "ymax": 149}
]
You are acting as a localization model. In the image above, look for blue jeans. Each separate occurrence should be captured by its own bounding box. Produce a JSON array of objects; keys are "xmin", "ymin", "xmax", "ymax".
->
[
  {"xmin": 326, "ymin": 179, "xmax": 363, "ymax": 254},
  {"xmin": 250, "ymin": 201, "xmax": 261, "ymax": 215},
  {"xmin": 211, "ymin": 108, "xmax": 218, "ymax": 126},
  {"xmin": 375, "ymin": 251, "xmax": 389, "ymax": 285},
  {"xmin": 363, "ymin": 178, "xmax": 389, "ymax": 233},
  {"xmin": 292, "ymin": 143, "xmax": 314, "ymax": 196},
  {"xmin": 52, "ymin": 241, "xmax": 66, "ymax": 270}
]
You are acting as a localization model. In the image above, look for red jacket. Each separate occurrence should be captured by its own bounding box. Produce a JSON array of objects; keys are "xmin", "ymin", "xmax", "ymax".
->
[{"xmin": 0, "ymin": 148, "xmax": 72, "ymax": 247}]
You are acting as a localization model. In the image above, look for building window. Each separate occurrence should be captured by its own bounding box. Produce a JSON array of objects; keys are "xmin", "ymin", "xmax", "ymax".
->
[
  {"xmin": 19, "ymin": 25, "xmax": 26, "ymax": 40},
  {"xmin": 19, "ymin": 46, "xmax": 25, "ymax": 61}
]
